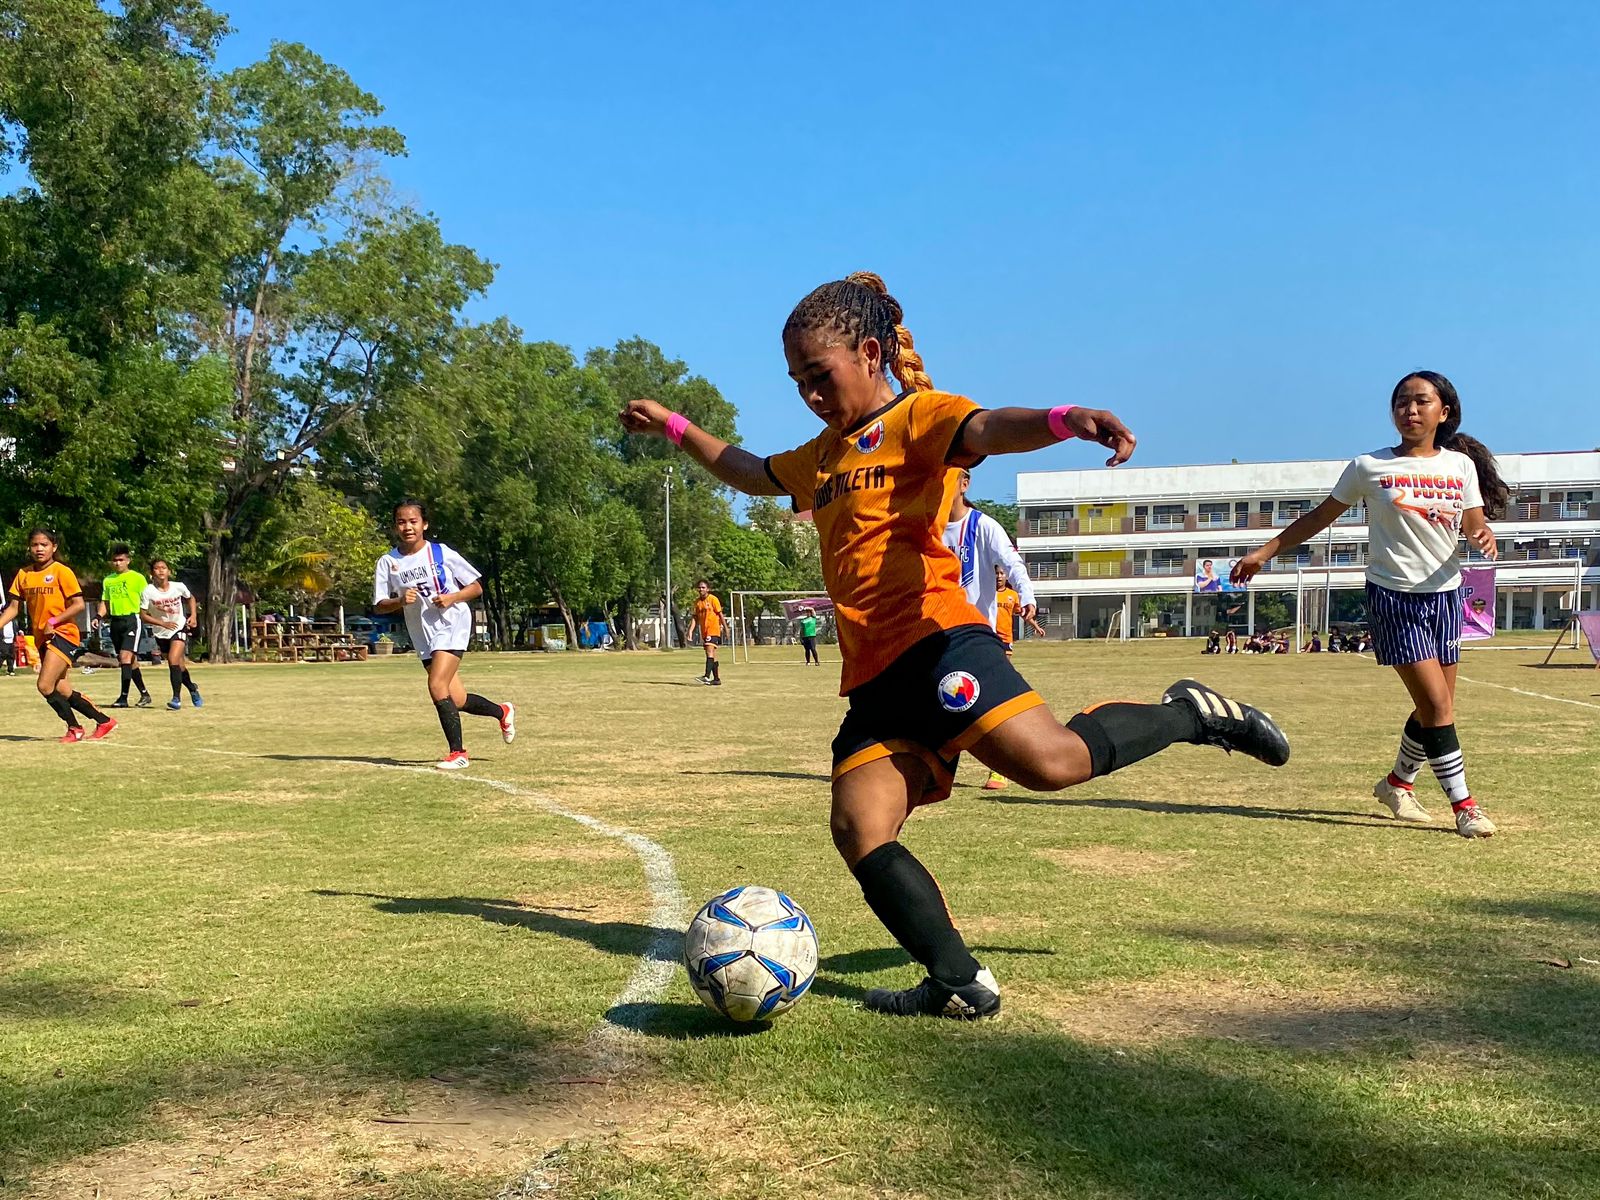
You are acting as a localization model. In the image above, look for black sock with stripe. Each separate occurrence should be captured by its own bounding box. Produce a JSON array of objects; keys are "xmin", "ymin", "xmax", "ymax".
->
[
  {"xmin": 462, "ymin": 693, "xmax": 502, "ymax": 720},
  {"xmin": 851, "ymin": 842, "xmax": 980, "ymax": 988},
  {"xmin": 67, "ymin": 691, "xmax": 107, "ymax": 725},
  {"xmin": 45, "ymin": 693, "xmax": 78, "ymax": 727},
  {"xmin": 1067, "ymin": 703, "xmax": 1203, "ymax": 778},
  {"xmin": 119, "ymin": 663, "xmax": 132, "ymax": 699},
  {"xmin": 1415, "ymin": 722, "xmax": 1473, "ymax": 807},
  {"xmin": 433, "ymin": 698, "xmax": 464, "ymax": 753}
]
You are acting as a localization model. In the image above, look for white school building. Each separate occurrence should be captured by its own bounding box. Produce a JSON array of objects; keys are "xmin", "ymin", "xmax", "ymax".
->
[{"xmin": 1014, "ymin": 450, "xmax": 1600, "ymax": 638}]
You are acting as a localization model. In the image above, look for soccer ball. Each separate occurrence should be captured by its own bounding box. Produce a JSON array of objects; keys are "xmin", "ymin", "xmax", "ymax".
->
[{"xmin": 683, "ymin": 886, "xmax": 819, "ymax": 1022}]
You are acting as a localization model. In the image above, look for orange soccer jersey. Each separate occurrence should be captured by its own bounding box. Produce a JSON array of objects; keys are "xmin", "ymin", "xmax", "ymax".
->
[
  {"xmin": 994, "ymin": 587, "xmax": 1020, "ymax": 646},
  {"xmin": 694, "ymin": 594, "xmax": 724, "ymax": 639},
  {"xmin": 9, "ymin": 562, "xmax": 83, "ymax": 646},
  {"xmin": 764, "ymin": 390, "xmax": 991, "ymax": 694}
]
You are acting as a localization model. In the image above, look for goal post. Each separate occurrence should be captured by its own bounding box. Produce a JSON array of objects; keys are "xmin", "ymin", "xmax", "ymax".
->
[{"xmin": 729, "ymin": 591, "xmax": 837, "ymax": 664}]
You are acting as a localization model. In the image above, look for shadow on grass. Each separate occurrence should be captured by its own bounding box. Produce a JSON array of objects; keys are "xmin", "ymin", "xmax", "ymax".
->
[
  {"xmin": 262, "ymin": 752, "xmax": 432, "ymax": 768},
  {"xmin": 683, "ymin": 768, "xmax": 832, "ymax": 783},
  {"xmin": 987, "ymin": 793, "xmax": 1455, "ymax": 832},
  {"xmin": 0, "ymin": 1003, "xmax": 562, "ymax": 1188},
  {"xmin": 1521, "ymin": 662, "xmax": 1598, "ymax": 671},
  {"xmin": 312, "ymin": 890, "xmax": 677, "ymax": 962},
  {"xmin": 0, "ymin": 733, "xmax": 49, "ymax": 742},
  {"xmin": 603, "ymin": 1000, "xmax": 770, "ymax": 1040}
]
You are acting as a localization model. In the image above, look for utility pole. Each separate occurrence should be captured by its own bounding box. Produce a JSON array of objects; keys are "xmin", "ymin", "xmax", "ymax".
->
[{"xmin": 664, "ymin": 466, "xmax": 674, "ymax": 648}]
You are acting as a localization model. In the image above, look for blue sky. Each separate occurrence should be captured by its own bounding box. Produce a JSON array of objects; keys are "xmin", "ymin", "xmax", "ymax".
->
[{"xmin": 217, "ymin": 1, "xmax": 1599, "ymax": 500}]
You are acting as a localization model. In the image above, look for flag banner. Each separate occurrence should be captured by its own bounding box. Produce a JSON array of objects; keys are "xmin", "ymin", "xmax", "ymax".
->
[
  {"xmin": 1461, "ymin": 568, "xmax": 1495, "ymax": 641},
  {"xmin": 1578, "ymin": 611, "xmax": 1600, "ymax": 664},
  {"xmin": 780, "ymin": 597, "xmax": 833, "ymax": 618}
]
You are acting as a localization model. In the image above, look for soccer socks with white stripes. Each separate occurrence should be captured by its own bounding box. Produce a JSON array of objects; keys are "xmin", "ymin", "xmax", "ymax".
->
[
  {"xmin": 1388, "ymin": 715, "xmax": 1427, "ymax": 790},
  {"xmin": 1414, "ymin": 723, "xmax": 1472, "ymax": 806}
]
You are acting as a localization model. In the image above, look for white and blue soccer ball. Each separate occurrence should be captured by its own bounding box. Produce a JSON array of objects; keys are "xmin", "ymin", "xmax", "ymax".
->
[{"xmin": 683, "ymin": 886, "xmax": 818, "ymax": 1023}]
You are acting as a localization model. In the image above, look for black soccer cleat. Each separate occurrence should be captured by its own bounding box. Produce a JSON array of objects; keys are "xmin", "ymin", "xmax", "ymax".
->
[
  {"xmin": 109, "ymin": 697, "xmax": 130, "ymax": 708},
  {"xmin": 1163, "ymin": 679, "xmax": 1291, "ymax": 767},
  {"xmin": 863, "ymin": 968, "xmax": 1001, "ymax": 1020},
  {"xmin": 136, "ymin": 693, "xmax": 153, "ymax": 708}
]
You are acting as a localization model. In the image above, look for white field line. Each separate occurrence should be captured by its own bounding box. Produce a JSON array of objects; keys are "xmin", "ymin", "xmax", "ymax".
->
[
  {"xmin": 1457, "ymin": 675, "xmax": 1600, "ymax": 712},
  {"xmin": 183, "ymin": 747, "xmax": 689, "ymax": 1062}
]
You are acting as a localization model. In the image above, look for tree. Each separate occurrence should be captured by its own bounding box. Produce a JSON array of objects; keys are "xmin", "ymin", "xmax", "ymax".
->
[
  {"xmin": 239, "ymin": 477, "xmax": 388, "ymax": 610},
  {"xmin": 0, "ymin": 1, "xmax": 235, "ymax": 563},
  {"xmin": 970, "ymin": 497, "xmax": 1019, "ymax": 539},
  {"xmin": 196, "ymin": 43, "xmax": 492, "ymax": 658},
  {"xmin": 746, "ymin": 497, "xmax": 824, "ymax": 594}
]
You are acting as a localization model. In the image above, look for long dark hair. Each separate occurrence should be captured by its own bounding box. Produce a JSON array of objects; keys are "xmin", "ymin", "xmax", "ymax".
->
[{"xmin": 1392, "ymin": 371, "xmax": 1509, "ymax": 519}]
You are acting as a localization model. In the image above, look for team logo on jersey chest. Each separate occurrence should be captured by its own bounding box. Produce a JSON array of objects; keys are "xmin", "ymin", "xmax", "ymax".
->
[
  {"xmin": 853, "ymin": 421, "xmax": 885, "ymax": 454},
  {"xmin": 937, "ymin": 671, "xmax": 980, "ymax": 713}
]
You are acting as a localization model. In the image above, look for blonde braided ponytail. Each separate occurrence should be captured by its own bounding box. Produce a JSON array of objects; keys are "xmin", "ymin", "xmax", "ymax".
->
[{"xmin": 783, "ymin": 271, "xmax": 934, "ymax": 394}]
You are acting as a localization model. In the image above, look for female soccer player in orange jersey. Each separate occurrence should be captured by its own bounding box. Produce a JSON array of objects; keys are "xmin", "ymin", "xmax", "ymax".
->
[
  {"xmin": 0, "ymin": 528, "xmax": 116, "ymax": 742},
  {"xmin": 622, "ymin": 273, "xmax": 1289, "ymax": 1019}
]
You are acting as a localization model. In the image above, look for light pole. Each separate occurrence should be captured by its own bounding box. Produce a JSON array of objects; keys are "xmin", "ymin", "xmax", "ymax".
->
[{"xmin": 664, "ymin": 466, "xmax": 674, "ymax": 649}]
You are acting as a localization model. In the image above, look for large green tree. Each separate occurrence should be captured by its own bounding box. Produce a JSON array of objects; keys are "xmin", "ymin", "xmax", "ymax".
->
[{"xmin": 196, "ymin": 42, "xmax": 491, "ymax": 658}]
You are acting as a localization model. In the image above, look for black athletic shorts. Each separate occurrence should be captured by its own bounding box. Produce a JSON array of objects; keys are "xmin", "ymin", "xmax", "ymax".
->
[
  {"xmin": 703, "ymin": 634, "xmax": 723, "ymax": 647},
  {"xmin": 47, "ymin": 633, "xmax": 86, "ymax": 664},
  {"xmin": 154, "ymin": 628, "xmax": 187, "ymax": 649},
  {"xmin": 831, "ymin": 624, "xmax": 1044, "ymax": 806},
  {"xmin": 419, "ymin": 647, "xmax": 465, "ymax": 667},
  {"xmin": 108, "ymin": 614, "xmax": 143, "ymax": 654}
]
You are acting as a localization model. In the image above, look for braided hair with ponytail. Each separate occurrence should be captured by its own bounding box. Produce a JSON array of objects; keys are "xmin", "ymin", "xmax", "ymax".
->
[
  {"xmin": 782, "ymin": 271, "xmax": 935, "ymax": 395},
  {"xmin": 1392, "ymin": 371, "xmax": 1509, "ymax": 520}
]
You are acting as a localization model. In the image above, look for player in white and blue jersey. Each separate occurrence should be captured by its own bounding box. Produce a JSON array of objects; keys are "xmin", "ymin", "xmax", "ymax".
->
[
  {"xmin": 373, "ymin": 499, "xmax": 514, "ymax": 770},
  {"xmin": 1233, "ymin": 372, "xmax": 1508, "ymax": 838}
]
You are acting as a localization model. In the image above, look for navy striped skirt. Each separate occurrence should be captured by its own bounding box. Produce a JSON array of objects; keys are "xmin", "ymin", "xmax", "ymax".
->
[{"xmin": 1366, "ymin": 581, "xmax": 1463, "ymax": 667}]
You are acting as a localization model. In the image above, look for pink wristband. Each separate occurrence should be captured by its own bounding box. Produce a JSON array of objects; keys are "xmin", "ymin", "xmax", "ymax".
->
[
  {"xmin": 1047, "ymin": 405, "xmax": 1078, "ymax": 441},
  {"xmin": 664, "ymin": 412, "xmax": 690, "ymax": 445}
]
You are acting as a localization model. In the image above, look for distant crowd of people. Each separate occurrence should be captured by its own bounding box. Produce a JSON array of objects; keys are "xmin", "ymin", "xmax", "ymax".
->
[{"xmin": 1201, "ymin": 628, "xmax": 1371, "ymax": 656}]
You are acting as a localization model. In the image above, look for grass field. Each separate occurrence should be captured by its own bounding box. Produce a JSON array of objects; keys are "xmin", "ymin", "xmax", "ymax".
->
[{"xmin": 3, "ymin": 638, "xmax": 1598, "ymax": 1199}]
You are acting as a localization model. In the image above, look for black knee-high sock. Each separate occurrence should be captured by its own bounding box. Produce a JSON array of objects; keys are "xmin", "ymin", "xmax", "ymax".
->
[
  {"xmin": 851, "ymin": 842, "xmax": 980, "ymax": 987},
  {"xmin": 169, "ymin": 664, "xmax": 184, "ymax": 699},
  {"xmin": 1067, "ymin": 702, "xmax": 1203, "ymax": 778},
  {"xmin": 703, "ymin": 653, "xmax": 712, "ymax": 678},
  {"xmin": 45, "ymin": 693, "xmax": 78, "ymax": 727},
  {"xmin": 67, "ymin": 691, "xmax": 107, "ymax": 725},
  {"xmin": 711, "ymin": 658, "xmax": 720, "ymax": 681},
  {"xmin": 119, "ymin": 663, "xmax": 132, "ymax": 699},
  {"xmin": 130, "ymin": 666, "xmax": 146, "ymax": 695},
  {"xmin": 433, "ymin": 697, "xmax": 464, "ymax": 753},
  {"xmin": 462, "ymin": 693, "xmax": 502, "ymax": 719},
  {"xmin": 181, "ymin": 667, "xmax": 194, "ymax": 693}
]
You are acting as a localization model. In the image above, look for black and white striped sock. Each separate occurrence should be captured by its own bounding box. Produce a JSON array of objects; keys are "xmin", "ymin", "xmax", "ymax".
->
[
  {"xmin": 1415, "ymin": 723, "xmax": 1472, "ymax": 806},
  {"xmin": 1391, "ymin": 715, "xmax": 1427, "ymax": 786}
]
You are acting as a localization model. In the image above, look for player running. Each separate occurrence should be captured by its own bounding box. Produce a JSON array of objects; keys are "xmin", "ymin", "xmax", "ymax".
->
[
  {"xmin": 97, "ymin": 544, "xmax": 153, "ymax": 708},
  {"xmin": 621, "ymin": 271, "xmax": 1289, "ymax": 1020},
  {"xmin": 139, "ymin": 559, "xmax": 202, "ymax": 710},
  {"xmin": 373, "ymin": 500, "xmax": 514, "ymax": 770},
  {"xmin": 1233, "ymin": 371, "xmax": 1504, "ymax": 838},
  {"xmin": 0, "ymin": 528, "xmax": 116, "ymax": 742},
  {"xmin": 691, "ymin": 579, "xmax": 726, "ymax": 685}
]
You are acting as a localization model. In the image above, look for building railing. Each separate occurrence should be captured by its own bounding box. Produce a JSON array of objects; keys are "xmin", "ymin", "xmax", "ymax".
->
[
  {"xmin": 1021, "ymin": 500, "xmax": 1599, "ymax": 539},
  {"xmin": 1133, "ymin": 560, "xmax": 1188, "ymax": 576}
]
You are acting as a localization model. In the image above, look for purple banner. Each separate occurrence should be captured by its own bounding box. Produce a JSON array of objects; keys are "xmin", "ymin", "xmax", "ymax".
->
[
  {"xmin": 1578, "ymin": 611, "xmax": 1600, "ymax": 664},
  {"xmin": 1460, "ymin": 568, "xmax": 1495, "ymax": 641},
  {"xmin": 780, "ymin": 597, "xmax": 833, "ymax": 618}
]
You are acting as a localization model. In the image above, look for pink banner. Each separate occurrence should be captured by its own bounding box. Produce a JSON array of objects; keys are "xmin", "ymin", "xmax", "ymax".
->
[
  {"xmin": 1460, "ymin": 568, "xmax": 1495, "ymax": 641},
  {"xmin": 780, "ymin": 597, "xmax": 833, "ymax": 618},
  {"xmin": 1578, "ymin": 611, "xmax": 1600, "ymax": 664}
]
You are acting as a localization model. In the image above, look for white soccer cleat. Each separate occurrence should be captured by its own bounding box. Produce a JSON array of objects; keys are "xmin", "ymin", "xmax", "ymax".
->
[
  {"xmin": 1454, "ymin": 804, "xmax": 1496, "ymax": 839},
  {"xmin": 436, "ymin": 751, "xmax": 470, "ymax": 771},
  {"xmin": 499, "ymin": 702, "xmax": 516, "ymax": 744},
  {"xmin": 1373, "ymin": 776, "xmax": 1433, "ymax": 823}
]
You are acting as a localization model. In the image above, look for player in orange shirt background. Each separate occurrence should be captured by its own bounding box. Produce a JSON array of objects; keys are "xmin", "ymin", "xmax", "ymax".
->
[
  {"xmin": 621, "ymin": 271, "xmax": 1289, "ymax": 1020},
  {"xmin": 0, "ymin": 528, "xmax": 117, "ymax": 742},
  {"xmin": 982, "ymin": 565, "xmax": 1023, "ymax": 791},
  {"xmin": 690, "ymin": 579, "xmax": 726, "ymax": 686}
]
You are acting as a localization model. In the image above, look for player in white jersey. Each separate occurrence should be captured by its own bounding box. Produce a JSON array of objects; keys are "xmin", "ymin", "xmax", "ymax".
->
[
  {"xmin": 942, "ymin": 469, "xmax": 1035, "ymax": 625},
  {"xmin": 139, "ymin": 559, "xmax": 202, "ymax": 709},
  {"xmin": 944, "ymin": 469, "xmax": 1036, "ymax": 791},
  {"xmin": 373, "ymin": 499, "xmax": 514, "ymax": 770},
  {"xmin": 1233, "ymin": 371, "xmax": 1507, "ymax": 838}
]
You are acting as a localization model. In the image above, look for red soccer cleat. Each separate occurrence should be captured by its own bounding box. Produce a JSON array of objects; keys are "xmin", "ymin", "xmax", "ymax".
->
[
  {"xmin": 59, "ymin": 726, "xmax": 87, "ymax": 743},
  {"xmin": 435, "ymin": 750, "xmax": 470, "ymax": 771},
  {"xmin": 499, "ymin": 702, "xmax": 516, "ymax": 745},
  {"xmin": 90, "ymin": 718, "xmax": 118, "ymax": 740}
]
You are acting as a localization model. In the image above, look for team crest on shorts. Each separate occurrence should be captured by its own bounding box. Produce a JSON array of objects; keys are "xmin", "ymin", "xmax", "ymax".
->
[
  {"xmin": 937, "ymin": 670, "xmax": 980, "ymax": 713},
  {"xmin": 854, "ymin": 420, "xmax": 885, "ymax": 454}
]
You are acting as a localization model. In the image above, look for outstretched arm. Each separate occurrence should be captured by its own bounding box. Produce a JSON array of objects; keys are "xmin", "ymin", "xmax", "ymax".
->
[
  {"xmin": 621, "ymin": 399, "xmax": 784, "ymax": 497},
  {"xmin": 1230, "ymin": 496, "xmax": 1350, "ymax": 584},
  {"xmin": 952, "ymin": 406, "xmax": 1137, "ymax": 469}
]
